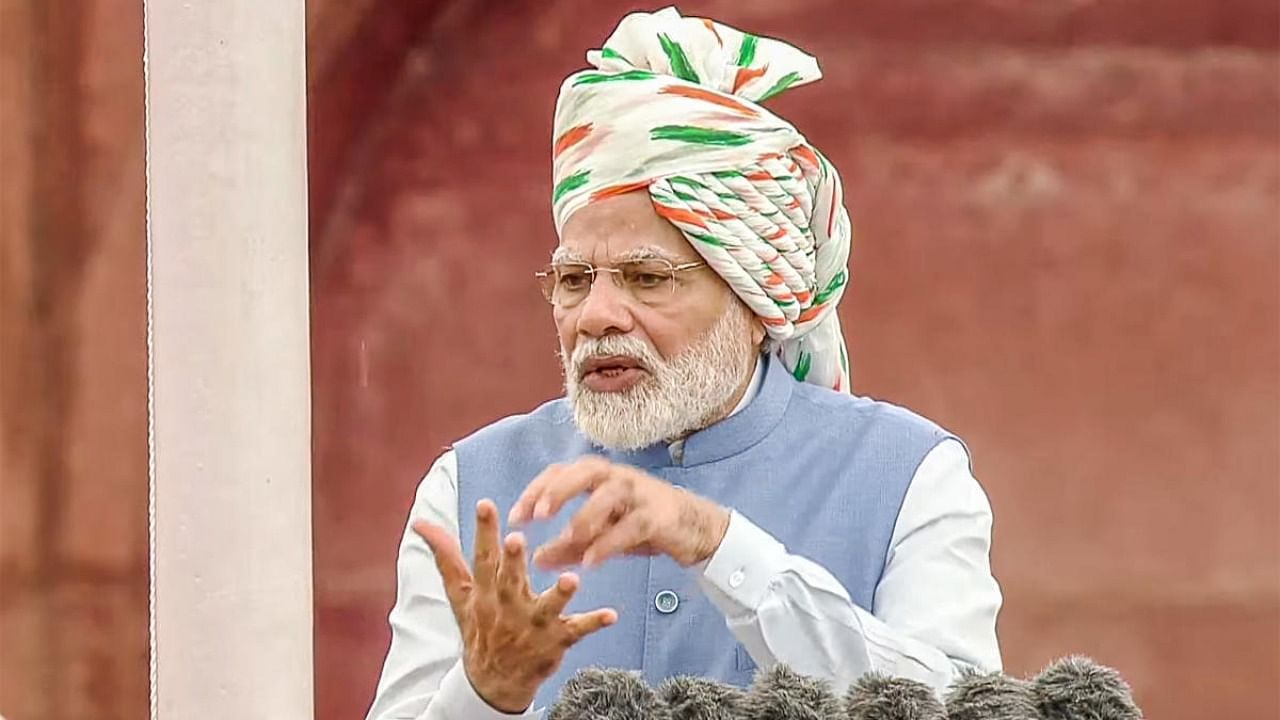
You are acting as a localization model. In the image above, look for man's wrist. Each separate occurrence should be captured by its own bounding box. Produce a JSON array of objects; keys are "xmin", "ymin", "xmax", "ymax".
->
[
  {"xmin": 442, "ymin": 661, "xmax": 542, "ymax": 720},
  {"xmin": 465, "ymin": 663, "xmax": 535, "ymax": 714},
  {"xmin": 691, "ymin": 499, "xmax": 731, "ymax": 565}
]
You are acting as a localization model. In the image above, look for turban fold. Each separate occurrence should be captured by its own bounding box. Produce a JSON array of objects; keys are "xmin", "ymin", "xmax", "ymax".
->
[{"xmin": 552, "ymin": 6, "xmax": 853, "ymax": 393}]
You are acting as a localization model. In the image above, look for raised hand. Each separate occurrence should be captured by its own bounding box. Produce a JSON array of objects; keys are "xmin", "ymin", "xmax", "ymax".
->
[
  {"xmin": 413, "ymin": 499, "xmax": 618, "ymax": 713},
  {"xmin": 507, "ymin": 457, "xmax": 731, "ymax": 570}
]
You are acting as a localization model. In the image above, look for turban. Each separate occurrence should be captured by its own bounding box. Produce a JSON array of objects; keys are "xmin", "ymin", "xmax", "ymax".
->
[{"xmin": 552, "ymin": 7, "xmax": 854, "ymax": 393}]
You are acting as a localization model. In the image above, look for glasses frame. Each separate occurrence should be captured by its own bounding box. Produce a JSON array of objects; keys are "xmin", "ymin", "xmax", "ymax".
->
[{"xmin": 535, "ymin": 258, "xmax": 708, "ymax": 307}]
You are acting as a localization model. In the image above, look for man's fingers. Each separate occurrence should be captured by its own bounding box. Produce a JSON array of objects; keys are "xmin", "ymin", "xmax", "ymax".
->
[
  {"xmin": 535, "ymin": 507, "xmax": 650, "ymax": 570},
  {"xmin": 509, "ymin": 464, "xmax": 566, "ymax": 526},
  {"xmin": 510, "ymin": 461, "xmax": 588, "ymax": 526},
  {"xmin": 412, "ymin": 520, "xmax": 473, "ymax": 619},
  {"xmin": 495, "ymin": 532, "xmax": 533, "ymax": 602},
  {"xmin": 472, "ymin": 499, "xmax": 501, "ymax": 587},
  {"xmin": 524, "ymin": 458, "xmax": 613, "ymax": 524},
  {"xmin": 580, "ymin": 512, "xmax": 649, "ymax": 568},
  {"xmin": 532, "ymin": 536, "xmax": 585, "ymax": 570},
  {"xmin": 562, "ymin": 607, "xmax": 618, "ymax": 642},
  {"xmin": 566, "ymin": 481, "xmax": 629, "ymax": 547},
  {"xmin": 532, "ymin": 572, "xmax": 579, "ymax": 621},
  {"xmin": 413, "ymin": 520, "xmax": 469, "ymax": 582},
  {"xmin": 531, "ymin": 481, "xmax": 629, "ymax": 569}
]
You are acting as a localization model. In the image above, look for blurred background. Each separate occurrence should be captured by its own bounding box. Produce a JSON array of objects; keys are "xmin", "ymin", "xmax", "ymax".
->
[{"xmin": 2, "ymin": 1, "xmax": 1278, "ymax": 719}]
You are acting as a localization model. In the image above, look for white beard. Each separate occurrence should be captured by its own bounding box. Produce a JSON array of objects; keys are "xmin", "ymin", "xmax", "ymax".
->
[{"xmin": 563, "ymin": 308, "xmax": 756, "ymax": 451}]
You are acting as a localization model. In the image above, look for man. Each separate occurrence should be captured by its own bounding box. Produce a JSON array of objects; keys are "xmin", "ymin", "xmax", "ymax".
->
[{"xmin": 367, "ymin": 8, "xmax": 1002, "ymax": 720}]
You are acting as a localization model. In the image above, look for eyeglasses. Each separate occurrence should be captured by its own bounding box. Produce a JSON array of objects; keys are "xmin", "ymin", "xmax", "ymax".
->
[{"xmin": 535, "ymin": 258, "xmax": 707, "ymax": 308}]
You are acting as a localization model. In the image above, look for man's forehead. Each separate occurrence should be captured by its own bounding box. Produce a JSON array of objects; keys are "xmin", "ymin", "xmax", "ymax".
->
[{"xmin": 552, "ymin": 245, "xmax": 684, "ymax": 264}]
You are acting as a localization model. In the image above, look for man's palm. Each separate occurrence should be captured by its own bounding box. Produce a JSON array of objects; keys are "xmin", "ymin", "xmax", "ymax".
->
[{"xmin": 413, "ymin": 500, "xmax": 617, "ymax": 713}]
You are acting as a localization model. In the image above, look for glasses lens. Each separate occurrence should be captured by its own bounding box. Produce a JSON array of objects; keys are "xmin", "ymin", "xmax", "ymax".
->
[
  {"xmin": 619, "ymin": 260, "xmax": 676, "ymax": 305},
  {"xmin": 552, "ymin": 263, "xmax": 593, "ymax": 307},
  {"xmin": 536, "ymin": 267, "xmax": 558, "ymax": 303}
]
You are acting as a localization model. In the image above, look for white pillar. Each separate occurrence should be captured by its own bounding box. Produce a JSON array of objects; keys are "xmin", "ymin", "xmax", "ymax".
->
[{"xmin": 144, "ymin": 2, "xmax": 313, "ymax": 718}]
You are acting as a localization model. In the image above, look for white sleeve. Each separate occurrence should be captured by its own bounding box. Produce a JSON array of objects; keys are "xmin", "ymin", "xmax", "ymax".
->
[
  {"xmin": 695, "ymin": 438, "xmax": 1003, "ymax": 693},
  {"xmin": 365, "ymin": 451, "xmax": 545, "ymax": 720}
]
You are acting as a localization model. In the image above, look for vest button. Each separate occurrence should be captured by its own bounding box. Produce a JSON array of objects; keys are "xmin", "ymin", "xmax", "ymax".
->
[{"xmin": 654, "ymin": 590, "xmax": 679, "ymax": 614}]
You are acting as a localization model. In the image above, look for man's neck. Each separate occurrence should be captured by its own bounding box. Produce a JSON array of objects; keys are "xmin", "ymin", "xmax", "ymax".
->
[{"xmin": 723, "ymin": 353, "xmax": 765, "ymax": 421}]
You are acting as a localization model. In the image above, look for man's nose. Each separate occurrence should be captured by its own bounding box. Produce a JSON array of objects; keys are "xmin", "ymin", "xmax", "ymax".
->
[{"xmin": 574, "ymin": 274, "xmax": 635, "ymax": 337}]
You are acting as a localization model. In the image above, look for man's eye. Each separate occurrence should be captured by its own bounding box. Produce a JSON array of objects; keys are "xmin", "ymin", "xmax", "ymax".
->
[
  {"xmin": 628, "ymin": 272, "xmax": 668, "ymax": 289},
  {"xmin": 559, "ymin": 271, "xmax": 591, "ymax": 290}
]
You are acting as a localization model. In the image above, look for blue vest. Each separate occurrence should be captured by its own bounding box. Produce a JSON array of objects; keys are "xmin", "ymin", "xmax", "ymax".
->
[{"xmin": 454, "ymin": 355, "xmax": 952, "ymax": 710}]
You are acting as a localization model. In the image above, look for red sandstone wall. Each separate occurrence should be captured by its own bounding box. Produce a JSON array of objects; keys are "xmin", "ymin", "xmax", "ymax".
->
[
  {"xmin": 310, "ymin": 2, "xmax": 1279, "ymax": 719},
  {"xmin": 1, "ymin": 1, "xmax": 1276, "ymax": 719},
  {"xmin": 1, "ymin": 2, "xmax": 148, "ymax": 718},
  {"xmin": 0, "ymin": 1, "xmax": 404, "ymax": 716}
]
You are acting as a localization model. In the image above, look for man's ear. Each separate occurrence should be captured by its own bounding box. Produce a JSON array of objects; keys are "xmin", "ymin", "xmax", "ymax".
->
[{"xmin": 751, "ymin": 317, "xmax": 767, "ymax": 350}]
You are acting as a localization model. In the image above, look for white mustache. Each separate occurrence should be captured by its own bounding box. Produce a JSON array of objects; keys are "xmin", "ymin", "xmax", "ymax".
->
[{"xmin": 571, "ymin": 336, "xmax": 661, "ymax": 379}]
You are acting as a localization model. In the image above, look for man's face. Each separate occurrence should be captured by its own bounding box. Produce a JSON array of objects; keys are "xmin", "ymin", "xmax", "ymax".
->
[{"xmin": 553, "ymin": 191, "xmax": 763, "ymax": 449}]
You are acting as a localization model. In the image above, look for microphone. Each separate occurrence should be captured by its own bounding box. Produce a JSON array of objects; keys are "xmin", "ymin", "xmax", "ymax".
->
[
  {"xmin": 944, "ymin": 669, "xmax": 1038, "ymax": 720},
  {"xmin": 659, "ymin": 674, "xmax": 748, "ymax": 720},
  {"xmin": 744, "ymin": 664, "xmax": 843, "ymax": 720},
  {"xmin": 1033, "ymin": 656, "xmax": 1143, "ymax": 720},
  {"xmin": 844, "ymin": 672, "xmax": 945, "ymax": 720},
  {"xmin": 547, "ymin": 667, "xmax": 673, "ymax": 720}
]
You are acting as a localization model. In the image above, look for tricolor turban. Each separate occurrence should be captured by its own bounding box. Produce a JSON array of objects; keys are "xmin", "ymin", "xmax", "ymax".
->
[{"xmin": 552, "ymin": 7, "xmax": 854, "ymax": 393}]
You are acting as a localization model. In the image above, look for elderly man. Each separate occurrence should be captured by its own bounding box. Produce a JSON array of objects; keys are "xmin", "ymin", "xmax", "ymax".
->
[{"xmin": 367, "ymin": 8, "xmax": 1001, "ymax": 720}]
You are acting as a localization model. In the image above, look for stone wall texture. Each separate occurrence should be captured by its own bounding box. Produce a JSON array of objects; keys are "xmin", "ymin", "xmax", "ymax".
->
[
  {"xmin": 2, "ymin": 1, "xmax": 149, "ymax": 718},
  {"xmin": 1, "ymin": 1, "xmax": 1277, "ymax": 719}
]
